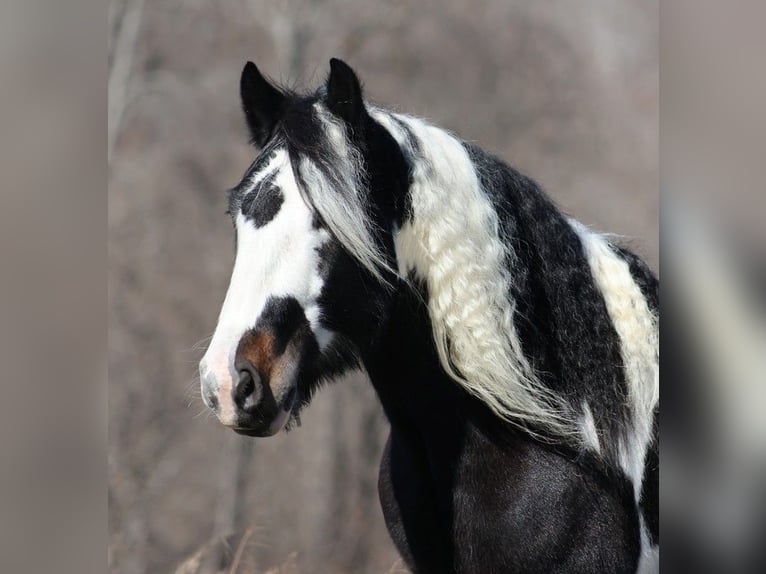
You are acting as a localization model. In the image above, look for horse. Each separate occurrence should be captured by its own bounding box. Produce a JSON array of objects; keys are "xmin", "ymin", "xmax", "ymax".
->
[{"xmin": 198, "ymin": 58, "xmax": 659, "ymax": 573}]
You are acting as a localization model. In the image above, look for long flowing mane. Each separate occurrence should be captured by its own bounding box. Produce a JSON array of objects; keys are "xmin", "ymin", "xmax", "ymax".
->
[
  {"xmin": 287, "ymin": 99, "xmax": 659, "ymax": 489},
  {"xmin": 372, "ymin": 110, "xmax": 577, "ymax": 438}
]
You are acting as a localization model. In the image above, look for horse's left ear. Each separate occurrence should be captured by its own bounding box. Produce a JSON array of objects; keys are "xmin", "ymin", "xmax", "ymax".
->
[
  {"xmin": 326, "ymin": 58, "xmax": 367, "ymax": 131},
  {"xmin": 240, "ymin": 61, "xmax": 287, "ymax": 146}
]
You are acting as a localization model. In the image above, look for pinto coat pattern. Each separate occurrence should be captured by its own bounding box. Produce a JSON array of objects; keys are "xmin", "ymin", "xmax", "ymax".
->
[{"xmin": 200, "ymin": 59, "xmax": 659, "ymax": 573}]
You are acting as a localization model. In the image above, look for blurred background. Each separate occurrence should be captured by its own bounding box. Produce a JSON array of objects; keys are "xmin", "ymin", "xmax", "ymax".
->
[{"xmin": 108, "ymin": 1, "xmax": 657, "ymax": 572}]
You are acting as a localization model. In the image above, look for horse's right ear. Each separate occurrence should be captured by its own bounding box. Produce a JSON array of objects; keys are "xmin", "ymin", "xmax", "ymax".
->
[
  {"xmin": 240, "ymin": 61, "xmax": 287, "ymax": 146},
  {"xmin": 326, "ymin": 58, "xmax": 367, "ymax": 132}
]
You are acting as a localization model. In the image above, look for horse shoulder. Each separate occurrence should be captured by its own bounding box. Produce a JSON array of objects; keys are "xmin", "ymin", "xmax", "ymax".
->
[{"xmin": 449, "ymin": 425, "xmax": 642, "ymax": 573}]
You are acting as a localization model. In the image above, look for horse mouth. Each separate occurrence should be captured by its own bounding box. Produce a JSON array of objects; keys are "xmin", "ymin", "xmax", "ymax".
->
[
  {"xmin": 232, "ymin": 387, "xmax": 297, "ymax": 437},
  {"xmin": 233, "ymin": 426, "xmax": 277, "ymax": 437}
]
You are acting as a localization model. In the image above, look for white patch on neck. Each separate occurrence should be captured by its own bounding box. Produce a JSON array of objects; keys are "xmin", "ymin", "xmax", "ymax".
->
[{"xmin": 568, "ymin": 219, "xmax": 659, "ymax": 500}]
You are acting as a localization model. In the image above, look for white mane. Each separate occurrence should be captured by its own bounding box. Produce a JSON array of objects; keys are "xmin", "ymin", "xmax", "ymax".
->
[{"xmin": 371, "ymin": 109, "xmax": 576, "ymax": 439}]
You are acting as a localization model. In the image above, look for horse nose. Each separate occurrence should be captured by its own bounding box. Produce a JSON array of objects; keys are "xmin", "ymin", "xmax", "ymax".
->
[{"xmin": 233, "ymin": 359, "xmax": 263, "ymax": 413}]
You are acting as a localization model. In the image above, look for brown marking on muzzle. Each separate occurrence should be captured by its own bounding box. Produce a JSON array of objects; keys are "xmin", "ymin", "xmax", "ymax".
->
[
  {"xmin": 236, "ymin": 330, "xmax": 275, "ymax": 380},
  {"xmin": 235, "ymin": 330, "xmax": 296, "ymax": 391}
]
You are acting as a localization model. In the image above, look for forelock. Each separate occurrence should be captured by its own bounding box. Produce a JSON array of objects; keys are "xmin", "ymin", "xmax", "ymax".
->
[{"xmin": 278, "ymin": 100, "xmax": 396, "ymax": 284}]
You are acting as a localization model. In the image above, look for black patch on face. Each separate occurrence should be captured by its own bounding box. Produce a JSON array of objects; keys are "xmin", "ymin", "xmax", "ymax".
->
[
  {"xmin": 252, "ymin": 293, "xmax": 363, "ymax": 423},
  {"xmin": 252, "ymin": 296, "xmax": 320, "ymax": 416},
  {"xmin": 227, "ymin": 142, "xmax": 279, "ymax": 211},
  {"xmin": 255, "ymin": 296, "xmax": 315, "ymax": 356},
  {"xmin": 239, "ymin": 171, "xmax": 284, "ymax": 228}
]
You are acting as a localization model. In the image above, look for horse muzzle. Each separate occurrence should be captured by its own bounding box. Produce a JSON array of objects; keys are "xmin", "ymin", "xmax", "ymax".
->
[{"xmin": 200, "ymin": 327, "xmax": 304, "ymax": 436}]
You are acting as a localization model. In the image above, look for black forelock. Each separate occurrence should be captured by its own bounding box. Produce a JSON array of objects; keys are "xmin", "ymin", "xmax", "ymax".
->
[{"xmin": 271, "ymin": 95, "xmax": 411, "ymax": 270}]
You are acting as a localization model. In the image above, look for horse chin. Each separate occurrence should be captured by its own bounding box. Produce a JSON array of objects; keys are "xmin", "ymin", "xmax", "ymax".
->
[
  {"xmin": 233, "ymin": 408, "xmax": 291, "ymax": 437},
  {"xmin": 232, "ymin": 386, "xmax": 297, "ymax": 437},
  {"xmin": 267, "ymin": 407, "xmax": 293, "ymax": 434}
]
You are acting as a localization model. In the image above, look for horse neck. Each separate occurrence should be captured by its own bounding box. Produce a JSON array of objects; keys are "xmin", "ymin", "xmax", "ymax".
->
[{"xmin": 361, "ymin": 281, "xmax": 466, "ymax": 430}]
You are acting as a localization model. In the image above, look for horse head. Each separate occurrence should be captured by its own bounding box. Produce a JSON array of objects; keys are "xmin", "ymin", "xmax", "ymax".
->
[{"xmin": 199, "ymin": 59, "xmax": 408, "ymax": 436}]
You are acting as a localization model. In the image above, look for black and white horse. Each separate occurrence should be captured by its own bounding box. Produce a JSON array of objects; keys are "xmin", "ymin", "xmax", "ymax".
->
[{"xmin": 199, "ymin": 59, "xmax": 659, "ymax": 573}]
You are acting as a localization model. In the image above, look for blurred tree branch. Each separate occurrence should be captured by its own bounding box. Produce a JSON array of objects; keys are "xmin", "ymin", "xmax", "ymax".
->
[{"xmin": 108, "ymin": 0, "xmax": 146, "ymax": 165}]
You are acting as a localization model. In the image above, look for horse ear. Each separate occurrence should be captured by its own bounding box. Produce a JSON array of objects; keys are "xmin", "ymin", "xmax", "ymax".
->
[
  {"xmin": 240, "ymin": 61, "xmax": 287, "ymax": 146},
  {"xmin": 326, "ymin": 58, "xmax": 367, "ymax": 131}
]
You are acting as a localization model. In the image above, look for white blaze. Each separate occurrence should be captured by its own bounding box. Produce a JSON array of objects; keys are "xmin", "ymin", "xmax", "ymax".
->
[{"xmin": 200, "ymin": 148, "xmax": 331, "ymax": 425}]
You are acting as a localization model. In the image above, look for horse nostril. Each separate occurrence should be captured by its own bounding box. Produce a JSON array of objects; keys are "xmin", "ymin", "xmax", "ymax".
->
[
  {"xmin": 233, "ymin": 361, "xmax": 262, "ymax": 412},
  {"xmin": 204, "ymin": 388, "xmax": 219, "ymax": 411}
]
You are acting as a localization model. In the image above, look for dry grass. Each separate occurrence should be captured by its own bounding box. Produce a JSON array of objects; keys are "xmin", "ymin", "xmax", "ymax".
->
[{"xmin": 174, "ymin": 529, "xmax": 407, "ymax": 574}]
